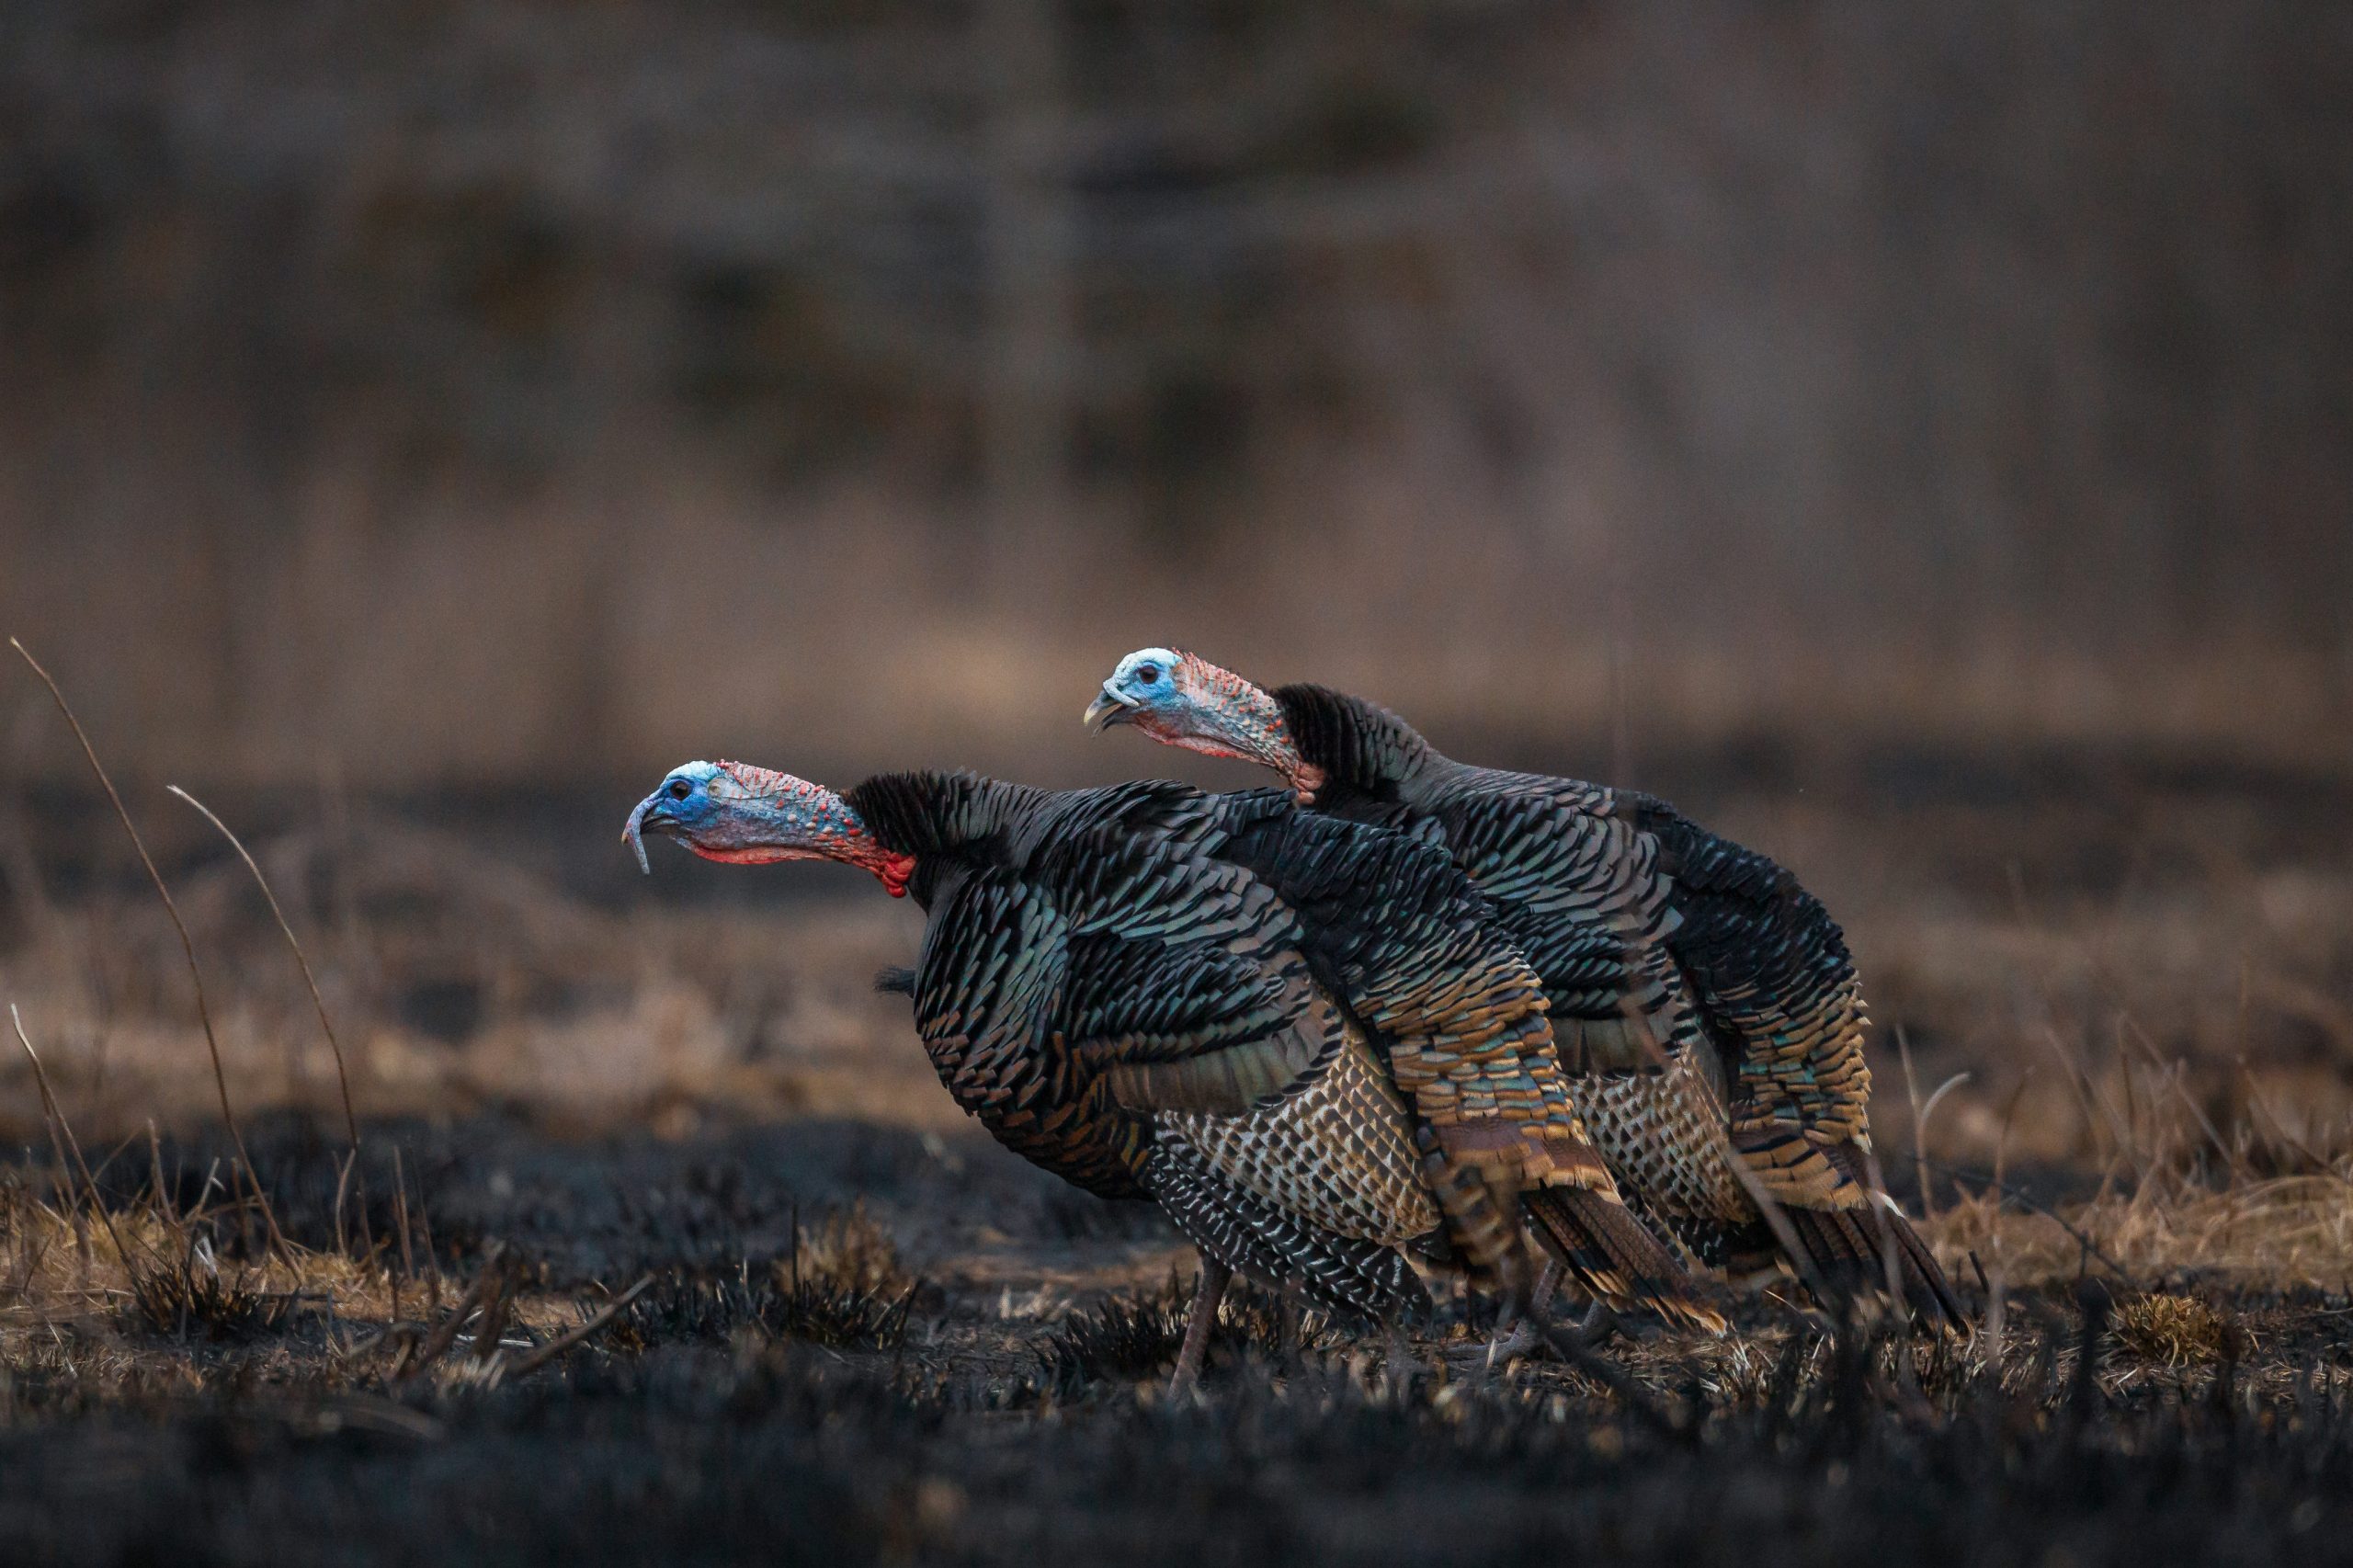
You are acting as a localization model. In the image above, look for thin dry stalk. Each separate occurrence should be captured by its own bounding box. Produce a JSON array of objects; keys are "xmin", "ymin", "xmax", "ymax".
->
[
  {"xmin": 1993, "ymin": 1069, "xmax": 2033, "ymax": 1202},
  {"xmin": 417, "ymin": 1173, "xmax": 442, "ymax": 1310},
  {"xmin": 11, "ymin": 1005, "xmax": 143, "ymax": 1287},
  {"xmin": 1721, "ymin": 1136, "xmax": 1838, "ymax": 1312},
  {"xmin": 165, "ymin": 786, "xmax": 361, "ymax": 1153},
  {"xmin": 332, "ymin": 1152, "xmax": 356, "ymax": 1260},
  {"xmin": 391, "ymin": 1145, "xmax": 414, "ymax": 1324},
  {"xmin": 1895, "ymin": 1027, "xmax": 1931, "ymax": 1219},
  {"xmin": 7, "ymin": 638, "xmax": 287, "ymax": 1257},
  {"xmin": 146, "ymin": 1121, "xmax": 176, "ymax": 1226},
  {"xmin": 2117, "ymin": 1024, "xmax": 2150, "ymax": 1166},
  {"xmin": 169, "ymin": 783, "xmax": 374, "ymax": 1259},
  {"xmin": 1915, "ymin": 1072, "xmax": 1972, "ymax": 1188},
  {"xmin": 1860, "ymin": 1146, "xmax": 1909, "ymax": 1316},
  {"xmin": 21, "ymin": 1028, "xmax": 90, "ymax": 1271}
]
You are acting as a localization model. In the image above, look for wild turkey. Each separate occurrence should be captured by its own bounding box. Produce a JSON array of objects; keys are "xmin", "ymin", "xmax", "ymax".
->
[
  {"xmin": 626, "ymin": 760, "xmax": 1719, "ymax": 1383},
  {"xmin": 1086, "ymin": 648, "xmax": 1963, "ymax": 1329}
]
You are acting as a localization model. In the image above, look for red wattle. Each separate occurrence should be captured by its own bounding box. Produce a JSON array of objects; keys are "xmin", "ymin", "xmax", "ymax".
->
[{"xmin": 874, "ymin": 853, "xmax": 917, "ymax": 898}]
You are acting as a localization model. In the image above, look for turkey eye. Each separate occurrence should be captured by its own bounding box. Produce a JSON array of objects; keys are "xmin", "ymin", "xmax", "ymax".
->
[
  {"xmin": 667, "ymin": 779, "xmax": 693, "ymax": 800},
  {"xmin": 1135, "ymin": 664, "xmax": 1161, "ymax": 685}
]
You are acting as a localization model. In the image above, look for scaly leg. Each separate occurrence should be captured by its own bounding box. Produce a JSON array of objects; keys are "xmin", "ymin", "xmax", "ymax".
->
[
  {"xmin": 1170, "ymin": 1257, "xmax": 1233, "ymax": 1394},
  {"xmin": 1577, "ymin": 1299, "xmax": 1622, "ymax": 1346},
  {"xmin": 1279, "ymin": 1276, "xmax": 1303, "ymax": 1374},
  {"xmin": 1485, "ymin": 1260, "xmax": 1563, "ymax": 1369},
  {"xmin": 1484, "ymin": 1260, "xmax": 1560, "ymax": 1363}
]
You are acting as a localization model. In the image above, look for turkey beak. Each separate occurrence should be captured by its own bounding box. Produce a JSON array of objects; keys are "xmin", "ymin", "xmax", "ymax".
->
[
  {"xmin": 622, "ymin": 794, "xmax": 670, "ymax": 874},
  {"xmin": 1084, "ymin": 687, "xmax": 1138, "ymax": 733}
]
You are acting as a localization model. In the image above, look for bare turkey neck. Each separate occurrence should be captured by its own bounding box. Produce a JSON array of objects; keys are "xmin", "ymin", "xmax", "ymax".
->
[
  {"xmin": 1176, "ymin": 656, "xmax": 1317, "ymax": 792},
  {"xmin": 709, "ymin": 764, "xmax": 918, "ymax": 897}
]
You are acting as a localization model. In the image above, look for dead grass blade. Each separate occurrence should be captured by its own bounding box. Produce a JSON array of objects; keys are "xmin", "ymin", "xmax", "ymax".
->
[{"xmin": 8, "ymin": 637, "xmax": 288, "ymax": 1258}]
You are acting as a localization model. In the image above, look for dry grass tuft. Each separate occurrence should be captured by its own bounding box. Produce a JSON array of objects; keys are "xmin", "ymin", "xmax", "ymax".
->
[
  {"xmin": 1033, "ymin": 1289, "xmax": 1188, "ymax": 1390},
  {"xmin": 1030, "ymin": 1272, "xmax": 1355, "ymax": 1393},
  {"xmin": 597, "ymin": 1208, "xmax": 919, "ymax": 1356},
  {"xmin": 2111, "ymin": 1293, "xmax": 2241, "ymax": 1369},
  {"xmin": 792, "ymin": 1202, "xmax": 913, "ymax": 1300},
  {"xmin": 125, "ymin": 1247, "xmax": 301, "ymax": 1342}
]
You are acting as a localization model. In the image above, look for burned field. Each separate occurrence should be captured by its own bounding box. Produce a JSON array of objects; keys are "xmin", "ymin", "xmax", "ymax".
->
[
  {"xmin": 6, "ymin": 744, "xmax": 2353, "ymax": 1565},
  {"xmin": 7, "ymin": 1116, "xmax": 2353, "ymax": 1568}
]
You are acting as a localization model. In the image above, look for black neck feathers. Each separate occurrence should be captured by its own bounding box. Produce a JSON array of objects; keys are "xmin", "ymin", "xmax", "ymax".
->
[
  {"xmin": 845, "ymin": 771, "xmax": 1044, "ymax": 859},
  {"xmin": 1271, "ymin": 685, "xmax": 1438, "ymax": 791}
]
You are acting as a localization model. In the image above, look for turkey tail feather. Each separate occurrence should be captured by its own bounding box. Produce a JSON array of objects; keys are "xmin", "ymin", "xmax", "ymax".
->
[
  {"xmin": 1522, "ymin": 1187, "xmax": 1726, "ymax": 1335},
  {"xmin": 1785, "ymin": 1202, "xmax": 1966, "ymax": 1331}
]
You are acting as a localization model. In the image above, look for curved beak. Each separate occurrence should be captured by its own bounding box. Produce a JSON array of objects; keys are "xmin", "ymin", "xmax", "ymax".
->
[
  {"xmin": 1084, "ymin": 686, "xmax": 1139, "ymax": 733},
  {"xmin": 621, "ymin": 794, "xmax": 673, "ymax": 874}
]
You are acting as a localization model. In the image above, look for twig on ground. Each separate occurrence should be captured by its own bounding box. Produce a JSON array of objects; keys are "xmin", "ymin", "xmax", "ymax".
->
[
  {"xmin": 468, "ymin": 1258, "xmax": 519, "ymax": 1365},
  {"xmin": 394, "ymin": 1248, "xmax": 504, "ymax": 1382},
  {"xmin": 504, "ymin": 1276, "xmax": 657, "ymax": 1378},
  {"xmin": 1533, "ymin": 1317, "xmax": 1695, "ymax": 1446}
]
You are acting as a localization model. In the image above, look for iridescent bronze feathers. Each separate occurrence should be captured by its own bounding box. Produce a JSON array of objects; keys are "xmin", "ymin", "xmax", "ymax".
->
[
  {"xmin": 847, "ymin": 772, "xmax": 1715, "ymax": 1329},
  {"xmin": 1264, "ymin": 682, "xmax": 1963, "ymax": 1326}
]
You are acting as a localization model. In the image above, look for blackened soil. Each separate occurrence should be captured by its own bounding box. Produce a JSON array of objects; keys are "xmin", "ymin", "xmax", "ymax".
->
[{"xmin": 6, "ymin": 1114, "xmax": 2353, "ymax": 1567}]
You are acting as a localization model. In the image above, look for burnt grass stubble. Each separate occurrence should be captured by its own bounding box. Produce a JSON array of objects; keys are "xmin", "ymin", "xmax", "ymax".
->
[{"xmin": 1, "ymin": 1117, "xmax": 2349, "ymax": 1566}]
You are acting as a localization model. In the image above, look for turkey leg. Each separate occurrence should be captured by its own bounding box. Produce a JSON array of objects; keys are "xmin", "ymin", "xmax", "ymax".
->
[
  {"xmin": 1171, "ymin": 1257, "xmax": 1233, "ymax": 1393},
  {"xmin": 1484, "ymin": 1258, "xmax": 1563, "ymax": 1368}
]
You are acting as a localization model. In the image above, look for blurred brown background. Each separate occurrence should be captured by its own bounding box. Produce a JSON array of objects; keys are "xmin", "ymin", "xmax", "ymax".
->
[
  {"xmin": 1, "ymin": 0, "xmax": 2350, "ymax": 1191},
  {"xmin": 4, "ymin": 0, "xmax": 2347, "ymax": 790}
]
